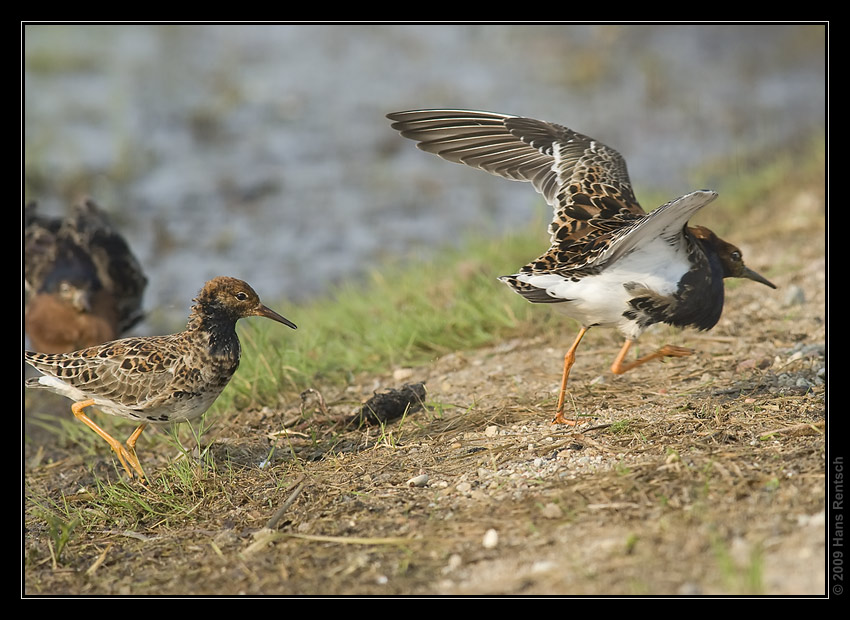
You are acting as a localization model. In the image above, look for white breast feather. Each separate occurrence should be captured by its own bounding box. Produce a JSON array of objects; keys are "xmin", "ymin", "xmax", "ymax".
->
[{"xmin": 515, "ymin": 236, "xmax": 691, "ymax": 336}]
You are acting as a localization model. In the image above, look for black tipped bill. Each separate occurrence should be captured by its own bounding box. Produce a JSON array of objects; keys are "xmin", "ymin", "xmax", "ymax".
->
[
  {"xmin": 741, "ymin": 266, "xmax": 776, "ymax": 289},
  {"xmin": 256, "ymin": 304, "xmax": 297, "ymax": 329}
]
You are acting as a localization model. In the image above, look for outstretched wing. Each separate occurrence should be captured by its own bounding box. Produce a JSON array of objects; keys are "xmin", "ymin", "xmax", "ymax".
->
[{"xmin": 387, "ymin": 109, "xmax": 646, "ymax": 256}]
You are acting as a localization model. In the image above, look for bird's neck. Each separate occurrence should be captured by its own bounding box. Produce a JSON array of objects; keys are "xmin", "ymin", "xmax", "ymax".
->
[
  {"xmin": 186, "ymin": 305, "xmax": 242, "ymax": 359},
  {"xmin": 681, "ymin": 235, "xmax": 726, "ymax": 330}
]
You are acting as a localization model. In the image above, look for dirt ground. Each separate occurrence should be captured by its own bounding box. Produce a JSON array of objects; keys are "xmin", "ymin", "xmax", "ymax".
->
[{"xmin": 23, "ymin": 191, "xmax": 826, "ymax": 597}]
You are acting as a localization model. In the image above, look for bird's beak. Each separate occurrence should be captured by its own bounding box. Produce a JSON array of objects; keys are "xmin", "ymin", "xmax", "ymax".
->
[
  {"xmin": 255, "ymin": 304, "xmax": 297, "ymax": 329},
  {"xmin": 740, "ymin": 266, "xmax": 776, "ymax": 289}
]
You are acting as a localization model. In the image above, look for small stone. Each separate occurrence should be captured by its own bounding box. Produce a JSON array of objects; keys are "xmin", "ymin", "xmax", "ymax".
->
[
  {"xmin": 482, "ymin": 528, "xmax": 499, "ymax": 549},
  {"xmin": 407, "ymin": 473, "xmax": 429, "ymax": 487},
  {"xmin": 678, "ymin": 582, "xmax": 703, "ymax": 596},
  {"xmin": 540, "ymin": 503, "xmax": 563, "ymax": 519},
  {"xmin": 393, "ymin": 368, "xmax": 414, "ymax": 381},
  {"xmin": 783, "ymin": 284, "xmax": 805, "ymax": 306},
  {"xmin": 484, "ymin": 425, "xmax": 499, "ymax": 437},
  {"xmin": 736, "ymin": 358, "xmax": 757, "ymax": 371},
  {"xmin": 531, "ymin": 560, "xmax": 557, "ymax": 574}
]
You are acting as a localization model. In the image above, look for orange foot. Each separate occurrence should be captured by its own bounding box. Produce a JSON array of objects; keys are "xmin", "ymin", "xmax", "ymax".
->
[
  {"xmin": 551, "ymin": 412, "xmax": 580, "ymax": 426},
  {"xmin": 71, "ymin": 400, "xmax": 149, "ymax": 483},
  {"xmin": 656, "ymin": 344, "xmax": 695, "ymax": 358},
  {"xmin": 611, "ymin": 341, "xmax": 695, "ymax": 375}
]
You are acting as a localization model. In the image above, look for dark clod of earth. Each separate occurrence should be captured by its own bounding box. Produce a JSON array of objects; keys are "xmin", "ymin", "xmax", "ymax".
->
[{"xmin": 350, "ymin": 382, "xmax": 427, "ymax": 426}]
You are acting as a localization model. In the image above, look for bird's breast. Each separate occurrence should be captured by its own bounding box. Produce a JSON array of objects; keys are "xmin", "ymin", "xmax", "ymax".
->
[{"xmin": 517, "ymin": 236, "xmax": 692, "ymax": 337}]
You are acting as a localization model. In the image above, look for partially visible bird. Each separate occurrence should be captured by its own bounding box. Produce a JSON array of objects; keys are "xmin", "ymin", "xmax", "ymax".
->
[
  {"xmin": 25, "ymin": 276, "xmax": 297, "ymax": 482},
  {"xmin": 24, "ymin": 199, "xmax": 148, "ymax": 353},
  {"xmin": 387, "ymin": 109, "xmax": 776, "ymax": 424}
]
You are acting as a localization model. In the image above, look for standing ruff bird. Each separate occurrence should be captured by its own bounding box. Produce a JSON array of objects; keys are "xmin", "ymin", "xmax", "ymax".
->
[
  {"xmin": 25, "ymin": 200, "xmax": 148, "ymax": 353},
  {"xmin": 24, "ymin": 276, "xmax": 296, "ymax": 481},
  {"xmin": 387, "ymin": 109, "xmax": 776, "ymax": 424}
]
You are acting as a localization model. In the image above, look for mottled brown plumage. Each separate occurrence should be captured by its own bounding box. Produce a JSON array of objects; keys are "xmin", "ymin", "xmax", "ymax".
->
[
  {"xmin": 25, "ymin": 276, "xmax": 296, "ymax": 481},
  {"xmin": 387, "ymin": 109, "xmax": 776, "ymax": 423},
  {"xmin": 24, "ymin": 200, "xmax": 148, "ymax": 352}
]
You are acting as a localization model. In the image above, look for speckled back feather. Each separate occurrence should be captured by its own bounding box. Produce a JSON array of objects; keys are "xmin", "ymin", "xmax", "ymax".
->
[
  {"xmin": 24, "ymin": 331, "xmax": 235, "ymax": 420},
  {"xmin": 387, "ymin": 109, "xmax": 648, "ymax": 276}
]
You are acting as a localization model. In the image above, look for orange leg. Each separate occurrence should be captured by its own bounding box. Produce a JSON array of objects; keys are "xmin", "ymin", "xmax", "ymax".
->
[
  {"xmin": 123, "ymin": 423, "xmax": 148, "ymax": 482},
  {"xmin": 552, "ymin": 327, "xmax": 589, "ymax": 425},
  {"xmin": 610, "ymin": 340, "xmax": 694, "ymax": 375},
  {"xmin": 71, "ymin": 400, "xmax": 148, "ymax": 482}
]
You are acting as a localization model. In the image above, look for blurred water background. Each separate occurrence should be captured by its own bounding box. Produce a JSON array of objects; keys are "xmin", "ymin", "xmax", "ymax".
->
[{"xmin": 23, "ymin": 24, "xmax": 826, "ymax": 333}]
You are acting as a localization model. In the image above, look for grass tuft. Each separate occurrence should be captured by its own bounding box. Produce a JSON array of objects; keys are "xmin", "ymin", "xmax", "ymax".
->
[{"xmin": 218, "ymin": 218, "xmax": 552, "ymax": 411}]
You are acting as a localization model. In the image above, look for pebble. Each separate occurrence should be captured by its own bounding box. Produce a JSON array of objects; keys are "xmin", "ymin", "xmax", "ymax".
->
[
  {"xmin": 393, "ymin": 368, "xmax": 414, "ymax": 381},
  {"xmin": 531, "ymin": 560, "xmax": 557, "ymax": 574},
  {"xmin": 796, "ymin": 510, "xmax": 825, "ymax": 528},
  {"xmin": 783, "ymin": 284, "xmax": 805, "ymax": 306},
  {"xmin": 407, "ymin": 473, "xmax": 429, "ymax": 487},
  {"xmin": 678, "ymin": 582, "xmax": 703, "ymax": 596},
  {"xmin": 540, "ymin": 503, "xmax": 563, "ymax": 519},
  {"xmin": 482, "ymin": 529, "xmax": 499, "ymax": 549}
]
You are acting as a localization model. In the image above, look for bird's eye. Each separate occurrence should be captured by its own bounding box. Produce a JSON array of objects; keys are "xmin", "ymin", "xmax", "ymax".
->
[
  {"xmin": 730, "ymin": 251, "xmax": 742, "ymax": 261},
  {"xmin": 235, "ymin": 291, "xmax": 249, "ymax": 301}
]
